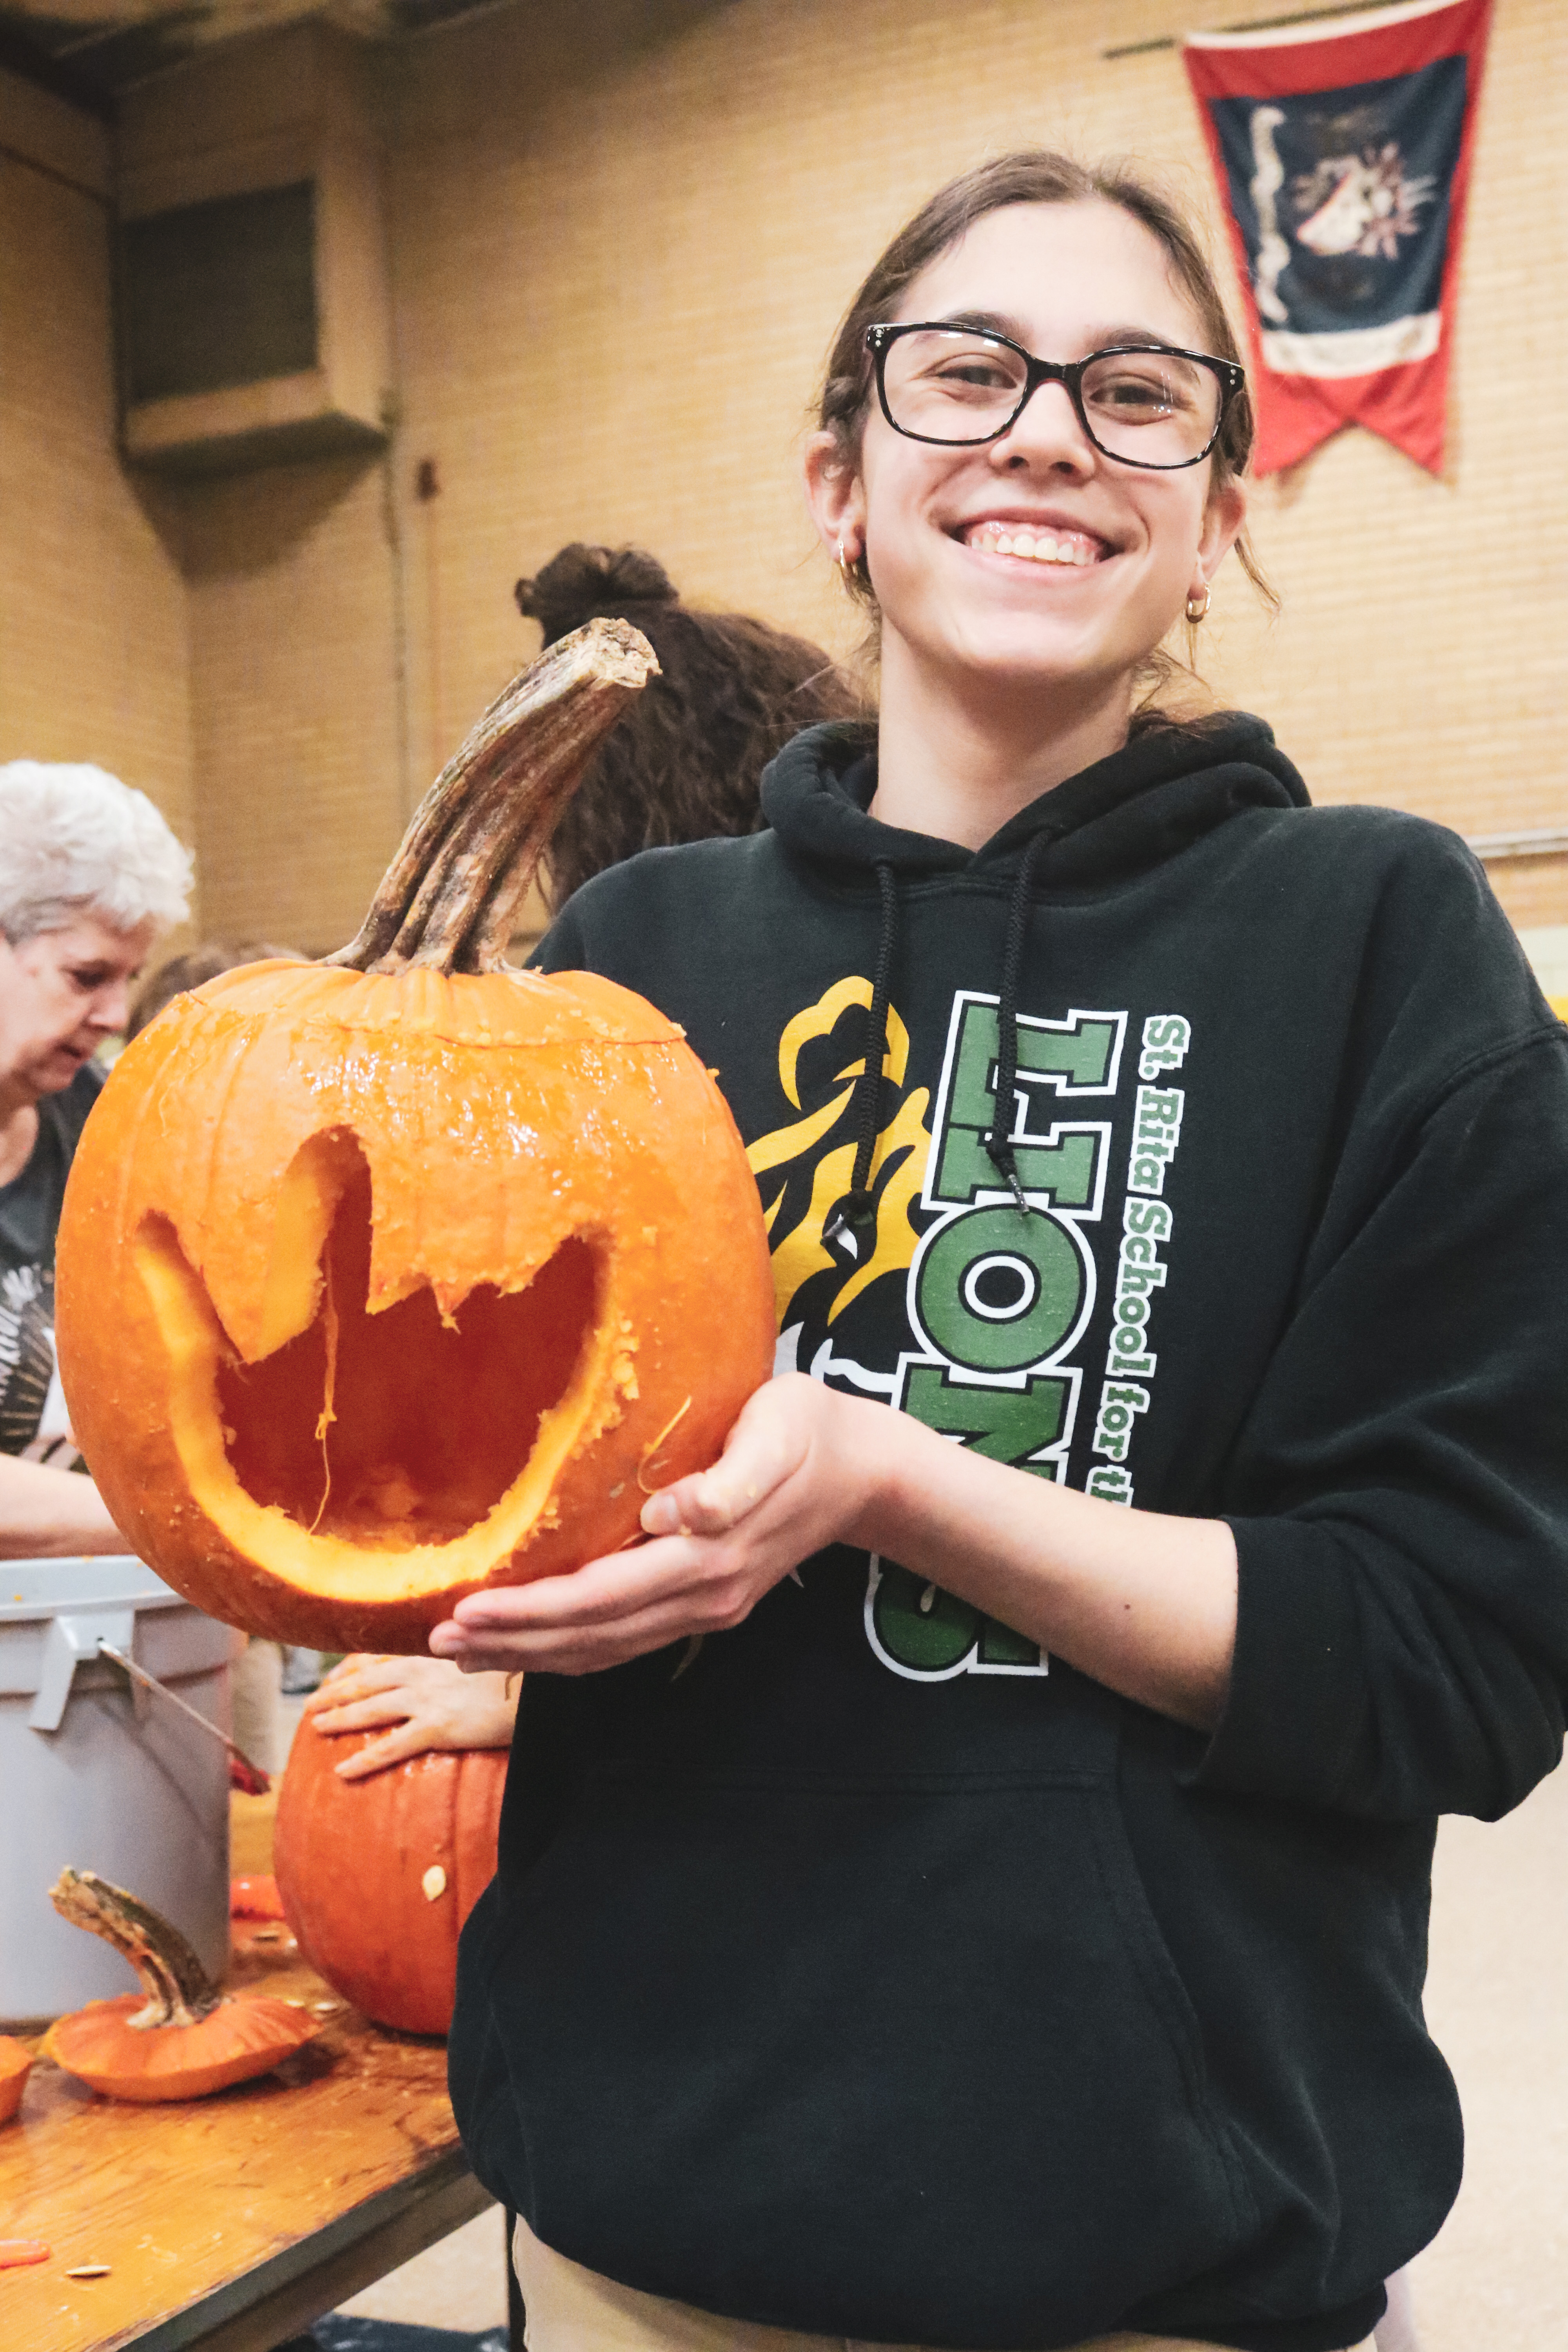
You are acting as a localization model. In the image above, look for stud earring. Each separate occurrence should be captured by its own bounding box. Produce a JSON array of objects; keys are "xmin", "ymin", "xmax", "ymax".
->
[{"xmin": 1185, "ymin": 581, "xmax": 1211, "ymax": 624}]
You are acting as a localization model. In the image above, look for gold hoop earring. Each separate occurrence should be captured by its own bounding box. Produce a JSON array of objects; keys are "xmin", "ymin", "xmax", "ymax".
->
[
  {"xmin": 1185, "ymin": 583, "xmax": 1211, "ymax": 625},
  {"xmin": 837, "ymin": 535, "xmax": 857, "ymax": 579}
]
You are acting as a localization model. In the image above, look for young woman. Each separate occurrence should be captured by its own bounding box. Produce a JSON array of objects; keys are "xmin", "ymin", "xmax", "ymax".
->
[{"xmin": 438, "ymin": 154, "xmax": 1568, "ymax": 2352}]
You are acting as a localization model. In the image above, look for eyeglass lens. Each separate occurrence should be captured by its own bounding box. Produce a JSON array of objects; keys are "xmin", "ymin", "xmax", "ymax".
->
[{"xmin": 880, "ymin": 330, "xmax": 1223, "ymax": 463}]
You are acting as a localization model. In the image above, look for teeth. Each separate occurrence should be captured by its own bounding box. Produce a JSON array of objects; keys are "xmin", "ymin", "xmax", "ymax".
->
[{"xmin": 971, "ymin": 524, "xmax": 1097, "ymax": 565}]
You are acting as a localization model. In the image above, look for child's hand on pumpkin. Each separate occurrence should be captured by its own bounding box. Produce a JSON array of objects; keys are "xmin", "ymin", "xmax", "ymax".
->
[
  {"xmin": 430, "ymin": 1375, "xmax": 884, "ymax": 1675},
  {"xmin": 304, "ymin": 1653, "xmax": 519, "ymax": 1776}
]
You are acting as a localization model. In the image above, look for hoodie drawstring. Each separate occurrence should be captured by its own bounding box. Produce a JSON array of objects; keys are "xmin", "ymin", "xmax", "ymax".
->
[
  {"xmin": 823, "ymin": 859, "xmax": 899, "ymax": 1254},
  {"xmin": 822, "ymin": 830, "xmax": 1053, "ymax": 1250},
  {"xmin": 984, "ymin": 828, "xmax": 1052, "ymax": 1219}
]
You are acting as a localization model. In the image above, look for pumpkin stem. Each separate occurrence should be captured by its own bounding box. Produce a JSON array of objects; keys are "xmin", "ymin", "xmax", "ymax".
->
[
  {"xmin": 49, "ymin": 1869, "xmax": 222, "ymax": 2030},
  {"xmin": 327, "ymin": 617, "xmax": 659, "ymax": 976}
]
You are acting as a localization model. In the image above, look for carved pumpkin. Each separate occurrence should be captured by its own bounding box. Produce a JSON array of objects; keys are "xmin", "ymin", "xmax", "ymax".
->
[
  {"xmin": 0, "ymin": 2037, "xmax": 32, "ymax": 2123},
  {"xmin": 274, "ymin": 1716, "xmax": 506, "ymax": 2035},
  {"xmin": 42, "ymin": 1871, "xmax": 317, "ymax": 2102},
  {"xmin": 55, "ymin": 622, "xmax": 777, "ymax": 1651}
]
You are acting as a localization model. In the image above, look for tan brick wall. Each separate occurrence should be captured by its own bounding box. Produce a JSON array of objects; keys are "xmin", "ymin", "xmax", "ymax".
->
[
  {"xmin": 103, "ymin": 0, "xmax": 1568, "ymax": 946},
  {"xmin": 172, "ymin": 452, "xmax": 403, "ymax": 954},
  {"xmin": 378, "ymin": 0, "xmax": 1566, "ymax": 928},
  {"xmin": 0, "ymin": 69, "xmax": 194, "ymax": 896}
]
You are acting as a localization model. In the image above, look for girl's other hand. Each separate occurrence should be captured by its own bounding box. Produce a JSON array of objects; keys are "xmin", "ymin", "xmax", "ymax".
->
[
  {"xmin": 430, "ymin": 1375, "xmax": 878, "ymax": 1676},
  {"xmin": 303, "ymin": 1653, "xmax": 519, "ymax": 1779}
]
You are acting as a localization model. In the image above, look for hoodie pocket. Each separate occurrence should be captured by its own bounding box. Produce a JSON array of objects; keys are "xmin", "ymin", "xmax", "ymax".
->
[{"xmin": 486, "ymin": 1769, "xmax": 1256, "ymax": 2349}]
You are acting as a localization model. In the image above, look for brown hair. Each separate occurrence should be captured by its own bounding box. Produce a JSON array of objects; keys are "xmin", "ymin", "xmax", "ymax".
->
[
  {"xmin": 126, "ymin": 941, "xmax": 301, "ymax": 1041},
  {"xmin": 815, "ymin": 150, "xmax": 1275, "ymax": 676},
  {"xmin": 516, "ymin": 545, "xmax": 865, "ymax": 909}
]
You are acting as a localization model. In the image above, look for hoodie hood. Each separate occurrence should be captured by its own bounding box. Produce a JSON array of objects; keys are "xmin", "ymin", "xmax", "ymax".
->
[
  {"xmin": 761, "ymin": 710, "xmax": 1310, "ymax": 888},
  {"xmin": 762, "ymin": 711, "xmax": 1311, "ymax": 1236}
]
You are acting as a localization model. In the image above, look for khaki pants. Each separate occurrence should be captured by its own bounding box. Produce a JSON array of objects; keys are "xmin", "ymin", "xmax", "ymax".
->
[{"xmin": 512, "ymin": 2216, "xmax": 1375, "ymax": 2352}]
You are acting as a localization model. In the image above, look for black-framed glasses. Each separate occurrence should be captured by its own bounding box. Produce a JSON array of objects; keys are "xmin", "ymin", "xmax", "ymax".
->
[{"xmin": 866, "ymin": 322, "xmax": 1244, "ymax": 470}]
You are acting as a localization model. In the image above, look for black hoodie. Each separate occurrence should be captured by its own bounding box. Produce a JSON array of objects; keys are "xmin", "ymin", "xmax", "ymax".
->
[{"xmin": 450, "ymin": 715, "xmax": 1568, "ymax": 2352}]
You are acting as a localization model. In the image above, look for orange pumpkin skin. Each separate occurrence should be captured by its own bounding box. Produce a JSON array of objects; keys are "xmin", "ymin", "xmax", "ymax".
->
[
  {"xmin": 55, "ymin": 960, "xmax": 775, "ymax": 1652},
  {"xmin": 40, "ymin": 1995, "xmax": 316, "ymax": 2101},
  {"xmin": 273, "ymin": 1717, "xmax": 506, "ymax": 2035},
  {"xmin": 0, "ymin": 2036, "xmax": 33, "ymax": 2122}
]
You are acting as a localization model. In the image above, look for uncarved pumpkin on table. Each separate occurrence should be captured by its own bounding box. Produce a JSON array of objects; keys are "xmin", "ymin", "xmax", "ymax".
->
[
  {"xmin": 274, "ymin": 1717, "xmax": 506, "ymax": 2035},
  {"xmin": 54, "ymin": 621, "xmax": 777, "ymax": 1652}
]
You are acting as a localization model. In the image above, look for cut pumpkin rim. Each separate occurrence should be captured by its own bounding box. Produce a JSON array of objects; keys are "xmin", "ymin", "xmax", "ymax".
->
[
  {"xmin": 181, "ymin": 962, "xmax": 688, "ymax": 1050},
  {"xmin": 44, "ymin": 1872, "xmax": 319, "ymax": 2102}
]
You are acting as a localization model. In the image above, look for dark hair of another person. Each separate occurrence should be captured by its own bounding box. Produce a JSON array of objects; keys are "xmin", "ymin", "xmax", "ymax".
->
[
  {"xmin": 516, "ymin": 545, "xmax": 864, "ymax": 910},
  {"xmin": 125, "ymin": 942, "xmax": 301, "ymax": 1042}
]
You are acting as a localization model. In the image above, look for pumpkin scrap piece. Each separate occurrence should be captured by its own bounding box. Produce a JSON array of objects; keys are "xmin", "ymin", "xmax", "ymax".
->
[
  {"xmin": 0, "ymin": 2034, "xmax": 34, "ymax": 2123},
  {"xmin": 42, "ymin": 1870, "xmax": 319, "ymax": 2103},
  {"xmin": 55, "ymin": 617, "xmax": 777, "ymax": 1655},
  {"xmin": 0, "ymin": 2239, "xmax": 50, "ymax": 2267},
  {"xmin": 230, "ymin": 1873, "xmax": 286, "ymax": 1920}
]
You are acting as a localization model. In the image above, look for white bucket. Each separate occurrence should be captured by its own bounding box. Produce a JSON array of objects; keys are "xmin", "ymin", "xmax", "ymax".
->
[{"xmin": 0, "ymin": 1557, "xmax": 240, "ymax": 2026}]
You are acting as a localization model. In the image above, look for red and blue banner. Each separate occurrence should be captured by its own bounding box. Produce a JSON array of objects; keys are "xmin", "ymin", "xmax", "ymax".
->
[{"xmin": 1183, "ymin": 0, "xmax": 1493, "ymax": 475}]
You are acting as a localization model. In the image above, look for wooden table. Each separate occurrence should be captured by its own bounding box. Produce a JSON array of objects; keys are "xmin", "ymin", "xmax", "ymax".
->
[{"xmin": 0, "ymin": 1792, "xmax": 513, "ymax": 2352}]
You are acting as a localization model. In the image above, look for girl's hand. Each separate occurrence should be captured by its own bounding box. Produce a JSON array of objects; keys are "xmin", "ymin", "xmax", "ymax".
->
[
  {"xmin": 426, "ymin": 1372, "xmax": 1235, "ymax": 1727},
  {"xmin": 303, "ymin": 1653, "xmax": 519, "ymax": 1778},
  {"xmin": 429, "ymin": 1374, "xmax": 880, "ymax": 1676}
]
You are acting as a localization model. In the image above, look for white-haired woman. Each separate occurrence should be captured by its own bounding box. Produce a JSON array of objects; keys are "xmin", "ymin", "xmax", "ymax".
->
[{"xmin": 0, "ymin": 760, "xmax": 192, "ymax": 1557}]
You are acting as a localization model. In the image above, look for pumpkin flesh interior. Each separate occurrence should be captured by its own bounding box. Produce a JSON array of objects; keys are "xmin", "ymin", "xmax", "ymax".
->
[{"xmin": 136, "ymin": 1131, "xmax": 610, "ymax": 1594}]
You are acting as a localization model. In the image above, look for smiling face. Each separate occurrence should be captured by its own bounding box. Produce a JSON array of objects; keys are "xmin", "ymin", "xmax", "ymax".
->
[
  {"xmin": 808, "ymin": 198, "xmax": 1245, "ymax": 724},
  {"xmin": 2, "ymin": 910, "xmax": 154, "ymax": 1102}
]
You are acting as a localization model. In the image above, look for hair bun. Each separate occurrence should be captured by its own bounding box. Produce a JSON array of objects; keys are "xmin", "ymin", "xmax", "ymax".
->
[{"xmin": 515, "ymin": 544, "xmax": 679, "ymax": 643}]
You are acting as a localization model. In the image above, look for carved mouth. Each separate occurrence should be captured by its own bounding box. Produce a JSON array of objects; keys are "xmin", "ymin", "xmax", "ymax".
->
[{"xmin": 136, "ymin": 1130, "xmax": 604, "ymax": 1581}]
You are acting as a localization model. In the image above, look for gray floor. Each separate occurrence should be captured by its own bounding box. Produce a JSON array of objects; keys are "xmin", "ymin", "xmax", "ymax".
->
[
  {"xmin": 337, "ymin": 2205, "xmax": 510, "ymax": 2334},
  {"xmin": 1412, "ymin": 1759, "xmax": 1568, "ymax": 2346}
]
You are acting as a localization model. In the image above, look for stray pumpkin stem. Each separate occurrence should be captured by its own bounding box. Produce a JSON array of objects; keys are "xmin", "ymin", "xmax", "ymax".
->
[
  {"xmin": 327, "ymin": 617, "xmax": 659, "ymax": 976},
  {"xmin": 48, "ymin": 1869, "xmax": 221, "ymax": 2031}
]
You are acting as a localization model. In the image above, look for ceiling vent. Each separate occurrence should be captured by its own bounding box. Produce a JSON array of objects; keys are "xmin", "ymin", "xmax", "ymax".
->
[{"xmin": 116, "ymin": 27, "xmax": 390, "ymax": 475}]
